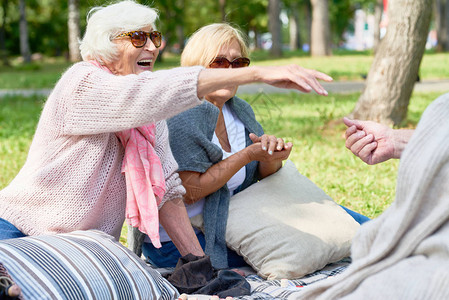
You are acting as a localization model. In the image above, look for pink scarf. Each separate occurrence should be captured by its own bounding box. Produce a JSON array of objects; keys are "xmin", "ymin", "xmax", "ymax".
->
[{"xmin": 89, "ymin": 61, "xmax": 165, "ymax": 248}]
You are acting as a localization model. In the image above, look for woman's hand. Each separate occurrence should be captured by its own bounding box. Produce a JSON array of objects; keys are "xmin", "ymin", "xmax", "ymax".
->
[
  {"xmin": 248, "ymin": 133, "xmax": 293, "ymax": 179},
  {"xmin": 249, "ymin": 133, "xmax": 292, "ymax": 157},
  {"xmin": 197, "ymin": 65, "xmax": 333, "ymax": 98},
  {"xmin": 246, "ymin": 141, "xmax": 292, "ymax": 163},
  {"xmin": 180, "ymin": 134, "xmax": 293, "ymax": 203},
  {"xmin": 343, "ymin": 117, "xmax": 413, "ymax": 165},
  {"xmin": 256, "ymin": 65, "xmax": 333, "ymax": 96},
  {"xmin": 344, "ymin": 117, "xmax": 392, "ymax": 165}
]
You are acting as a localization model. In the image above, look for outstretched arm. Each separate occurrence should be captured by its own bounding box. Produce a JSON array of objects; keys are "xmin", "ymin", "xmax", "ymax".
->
[
  {"xmin": 197, "ymin": 65, "xmax": 333, "ymax": 99},
  {"xmin": 343, "ymin": 117, "xmax": 414, "ymax": 165}
]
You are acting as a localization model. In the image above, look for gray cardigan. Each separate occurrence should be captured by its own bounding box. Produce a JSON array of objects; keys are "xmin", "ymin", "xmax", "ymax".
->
[{"xmin": 167, "ymin": 96, "xmax": 264, "ymax": 269}]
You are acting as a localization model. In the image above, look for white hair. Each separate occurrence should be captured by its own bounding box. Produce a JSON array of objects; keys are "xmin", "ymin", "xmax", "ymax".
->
[{"xmin": 79, "ymin": 0, "xmax": 158, "ymax": 63}]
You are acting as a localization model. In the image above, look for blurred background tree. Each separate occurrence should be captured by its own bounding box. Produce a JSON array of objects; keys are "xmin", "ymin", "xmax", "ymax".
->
[
  {"xmin": 1, "ymin": 0, "xmax": 448, "ymax": 125},
  {"xmin": 352, "ymin": 0, "xmax": 434, "ymax": 125},
  {"xmin": 6, "ymin": 0, "xmax": 442, "ymax": 62},
  {"xmin": 68, "ymin": 0, "xmax": 81, "ymax": 62},
  {"xmin": 435, "ymin": 0, "xmax": 449, "ymax": 51},
  {"xmin": 310, "ymin": 0, "xmax": 331, "ymax": 56}
]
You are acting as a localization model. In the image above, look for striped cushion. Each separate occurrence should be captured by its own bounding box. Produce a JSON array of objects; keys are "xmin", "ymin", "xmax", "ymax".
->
[{"xmin": 0, "ymin": 230, "xmax": 178, "ymax": 300}]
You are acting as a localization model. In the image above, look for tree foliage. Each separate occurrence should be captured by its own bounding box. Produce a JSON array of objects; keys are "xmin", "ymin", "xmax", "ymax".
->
[{"xmin": 0, "ymin": 0, "xmax": 440, "ymax": 61}]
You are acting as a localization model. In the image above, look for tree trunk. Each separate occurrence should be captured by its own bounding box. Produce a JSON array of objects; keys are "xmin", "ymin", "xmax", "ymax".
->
[
  {"xmin": 304, "ymin": 0, "xmax": 312, "ymax": 51},
  {"xmin": 310, "ymin": 0, "xmax": 331, "ymax": 56},
  {"xmin": 68, "ymin": 0, "xmax": 81, "ymax": 62},
  {"xmin": 0, "ymin": 0, "xmax": 9, "ymax": 66},
  {"xmin": 268, "ymin": 0, "xmax": 282, "ymax": 57},
  {"xmin": 19, "ymin": 0, "xmax": 31, "ymax": 63},
  {"xmin": 435, "ymin": 0, "xmax": 448, "ymax": 52},
  {"xmin": 445, "ymin": 0, "xmax": 449, "ymax": 50},
  {"xmin": 176, "ymin": 24, "xmax": 185, "ymax": 51},
  {"xmin": 351, "ymin": 0, "xmax": 433, "ymax": 126},
  {"xmin": 289, "ymin": 2, "xmax": 301, "ymax": 51},
  {"xmin": 253, "ymin": 27, "xmax": 260, "ymax": 49},
  {"xmin": 219, "ymin": 0, "xmax": 226, "ymax": 22},
  {"xmin": 373, "ymin": 0, "xmax": 383, "ymax": 54}
]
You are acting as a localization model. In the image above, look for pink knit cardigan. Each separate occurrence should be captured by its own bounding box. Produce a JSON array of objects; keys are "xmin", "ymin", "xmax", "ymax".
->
[{"xmin": 0, "ymin": 61, "xmax": 203, "ymax": 240}]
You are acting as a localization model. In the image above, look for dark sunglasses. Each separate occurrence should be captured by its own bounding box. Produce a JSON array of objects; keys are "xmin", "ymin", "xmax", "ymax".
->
[
  {"xmin": 116, "ymin": 30, "xmax": 162, "ymax": 48},
  {"xmin": 209, "ymin": 57, "xmax": 251, "ymax": 69}
]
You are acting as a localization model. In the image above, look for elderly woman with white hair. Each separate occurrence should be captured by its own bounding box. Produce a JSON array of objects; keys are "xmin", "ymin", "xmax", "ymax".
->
[{"xmin": 0, "ymin": 0, "xmax": 331, "ymax": 260}]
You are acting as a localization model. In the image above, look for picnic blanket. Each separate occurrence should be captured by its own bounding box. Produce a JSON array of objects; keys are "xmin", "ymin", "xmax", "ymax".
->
[
  {"xmin": 239, "ymin": 258, "xmax": 350, "ymax": 299},
  {"xmin": 155, "ymin": 258, "xmax": 351, "ymax": 299}
]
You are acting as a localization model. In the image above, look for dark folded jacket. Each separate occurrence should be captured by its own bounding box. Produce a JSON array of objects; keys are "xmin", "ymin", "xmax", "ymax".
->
[{"xmin": 167, "ymin": 254, "xmax": 251, "ymax": 298}]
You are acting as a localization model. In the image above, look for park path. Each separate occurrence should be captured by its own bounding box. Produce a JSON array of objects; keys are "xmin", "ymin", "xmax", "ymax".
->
[
  {"xmin": 236, "ymin": 79, "xmax": 449, "ymax": 95},
  {"xmin": 1, "ymin": 79, "xmax": 448, "ymax": 98}
]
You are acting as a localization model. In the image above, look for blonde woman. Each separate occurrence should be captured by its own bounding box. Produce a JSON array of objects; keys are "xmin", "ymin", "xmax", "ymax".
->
[{"xmin": 139, "ymin": 24, "xmax": 365, "ymax": 269}]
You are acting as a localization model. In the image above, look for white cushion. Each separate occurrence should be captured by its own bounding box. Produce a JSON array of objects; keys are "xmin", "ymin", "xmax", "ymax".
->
[{"xmin": 192, "ymin": 160, "xmax": 360, "ymax": 279}]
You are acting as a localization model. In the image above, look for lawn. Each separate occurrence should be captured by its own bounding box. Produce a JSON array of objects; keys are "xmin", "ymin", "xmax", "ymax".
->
[
  {"xmin": 0, "ymin": 91, "xmax": 439, "ymax": 222},
  {"xmin": 0, "ymin": 51, "xmax": 442, "ymax": 245},
  {"xmin": 0, "ymin": 51, "xmax": 448, "ymax": 89},
  {"xmin": 239, "ymin": 91, "xmax": 437, "ymax": 217}
]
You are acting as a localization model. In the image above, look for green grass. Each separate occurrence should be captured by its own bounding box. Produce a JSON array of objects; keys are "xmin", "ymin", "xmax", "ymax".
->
[
  {"xmin": 237, "ymin": 91, "xmax": 438, "ymax": 218},
  {"xmin": 1, "ymin": 51, "xmax": 448, "ymax": 89},
  {"xmin": 250, "ymin": 50, "xmax": 449, "ymax": 81},
  {"xmin": 0, "ymin": 55, "xmax": 180, "ymax": 89},
  {"xmin": 0, "ymin": 94, "xmax": 45, "ymax": 187},
  {"xmin": 0, "ymin": 91, "xmax": 439, "ymax": 224}
]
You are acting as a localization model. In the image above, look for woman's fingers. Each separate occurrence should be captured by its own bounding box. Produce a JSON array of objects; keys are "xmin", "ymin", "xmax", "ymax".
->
[
  {"xmin": 267, "ymin": 135, "xmax": 277, "ymax": 155},
  {"xmin": 249, "ymin": 133, "xmax": 260, "ymax": 143},
  {"xmin": 343, "ymin": 117, "xmax": 364, "ymax": 130},
  {"xmin": 276, "ymin": 138, "xmax": 284, "ymax": 151},
  {"xmin": 357, "ymin": 141, "xmax": 378, "ymax": 165},
  {"xmin": 292, "ymin": 65, "xmax": 331, "ymax": 96},
  {"xmin": 311, "ymin": 69, "xmax": 333, "ymax": 82},
  {"xmin": 251, "ymin": 133, "xmax": 292, "ymax": 156},
  {"xmin": 346, "ymin": 130, "xmax": 366, "ymax": 150},
  {"xmin": 350, "ymin": 134, "xmax": 374, "ymax": 156},
  {"xmin": 345, "ymin": 125, "xmax": 358, "ymax": 139},
  {"xmin": 263, "ymin": 65, "xmax": 332, "ymax": 95},
  {"xmin": 260, "ymin": 134, "xmax": 269, "ymax": 151}
]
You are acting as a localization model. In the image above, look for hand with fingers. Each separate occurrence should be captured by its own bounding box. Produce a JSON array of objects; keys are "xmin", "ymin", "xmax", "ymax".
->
[
  {"xmin": 247, "ymin": 133, "xmax": 293, "ymax": 163},
  {"xmin": 343, "ymin": 117, "xmax": 414, "ymax": 165},
  {"xmin": 258, "ymin": 64, "xmax": 333, "ymax": 96}
]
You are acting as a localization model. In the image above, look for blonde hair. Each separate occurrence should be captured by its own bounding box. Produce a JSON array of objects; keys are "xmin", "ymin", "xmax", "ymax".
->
[
  {"xmin": 181, "ymin": 23, "xmax": 249, "ymax": 67},
  {"xmin": 79, "ymin": 0, "xmax": 158, "ymax": 63}
]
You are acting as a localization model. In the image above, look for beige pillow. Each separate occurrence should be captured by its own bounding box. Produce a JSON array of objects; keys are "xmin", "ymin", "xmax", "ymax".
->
[{"xmin": 191, "ymin": 160, "xmax": 360, "ymax": 279}]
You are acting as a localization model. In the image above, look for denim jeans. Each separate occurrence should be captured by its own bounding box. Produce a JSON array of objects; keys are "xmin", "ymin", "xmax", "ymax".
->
[
  {"xmin": 340, "ymin": 205, "xmax": 371, "ymax": 224},
  {"xmin": 142, "ymin": 231, "xmax": 248, "ymax": 269},
  {"xmin": 143, "ymin": 206, "xmax": 369, "ymax": 268},
  {"xmin": 0, "ymin": 218, "xmax": 27, "ymax": 240}
]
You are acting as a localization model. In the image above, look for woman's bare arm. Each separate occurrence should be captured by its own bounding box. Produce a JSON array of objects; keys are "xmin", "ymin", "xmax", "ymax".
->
[{"xmin": 196, "ymin": 65, "xmax": 332, "ymax": 99}]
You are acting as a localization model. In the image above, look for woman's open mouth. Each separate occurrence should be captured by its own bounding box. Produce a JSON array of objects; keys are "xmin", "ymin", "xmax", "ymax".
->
[{"xmin": 137, "ymin": 59, "xmax": 153, "ymax": 67}]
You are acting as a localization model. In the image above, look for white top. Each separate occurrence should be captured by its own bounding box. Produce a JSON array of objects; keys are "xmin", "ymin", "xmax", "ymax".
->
[{"xmin": 157, "ymin": 102, "xmax": 246, "ymax": 242}]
